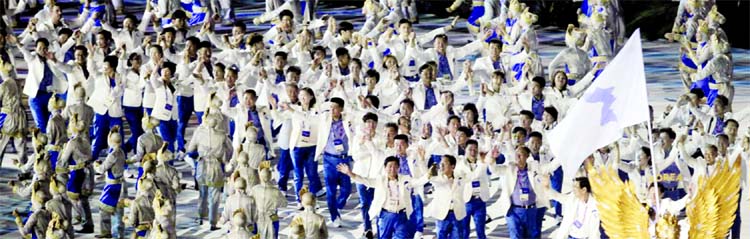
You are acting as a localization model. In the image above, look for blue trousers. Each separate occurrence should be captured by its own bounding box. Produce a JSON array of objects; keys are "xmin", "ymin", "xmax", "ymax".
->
[
  {"xmin": 357, "ymin": 183, "xmax": 375, "ymax": 231},
  {"xmin": 550, "ymin": 167, "xmax": 564, "ymax": 218},
  {"xmin": 507, "ymin": 206, "xmax": 541, "ymax": 239},
  {"xmin": 158, "ymin": 120, "xmax": 177, "ymax": 152},
  {"xmin": 123, "ymin": 106, "xmax": 144, "ymax": 154},
  {"xmin": 29, "ymin": 92, "xmax": 52, "ymax": 133},
  {"xmin": 409, "ymin": 194, "xmax": 424, "ymax": 233},
  {"xmin": 195, "ymin": 111, "xmax": 204, "ymax": 125},
  {"xmin": 276, "ymin": 148, "xmax": 293, "ymax": 191},
  {"xmin": 378, "ymin": 210, "xmax": 409, "ymax": 239},
  {"xmin": 730, "ymin": 189, "xmax": 742, "ymax": 239},
  {"xmin": 175, "ymin": 96, "xmax": 194, "ymax": 152},
  {"xmin": 91, "ymin": 113, "xmax": 123, "ymax": 159},
  {"xmin": 462, "ymin": 197, "xmax": 487, "ymax": 239},
  {"xmin": 322, "ymin": 154, "xmax": 352, "ymax": 221},
  {"xmin": 437, "ymin": 211, "xmax": 463, "ymax": 239},
  {"xmin": 292, "ymin": 146, "xmax": 322, "ymax": 200}
]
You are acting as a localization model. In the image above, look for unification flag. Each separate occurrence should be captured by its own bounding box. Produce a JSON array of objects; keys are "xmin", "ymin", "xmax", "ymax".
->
[{"xmin": 548, "ymin": 29, "xmax": 650, "ymax": 177}]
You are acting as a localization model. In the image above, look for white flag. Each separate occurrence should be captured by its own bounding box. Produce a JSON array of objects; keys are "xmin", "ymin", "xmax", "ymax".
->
[{"xmin": 548, "ymin": 29, "xmax": 650, "ymax": 177}]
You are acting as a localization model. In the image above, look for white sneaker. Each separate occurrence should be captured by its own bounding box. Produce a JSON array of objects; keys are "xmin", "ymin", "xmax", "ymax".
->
[
  {"xmin": 331, "ymin": 219, "xmax": 342, "ymax": 228},
  {"xmin": 315, "ymin": 189, "xmax": 326, "ymax": 197},
  {"xmin": 414, "ymin": 231, "xmax": 423, "ymax": 239}
]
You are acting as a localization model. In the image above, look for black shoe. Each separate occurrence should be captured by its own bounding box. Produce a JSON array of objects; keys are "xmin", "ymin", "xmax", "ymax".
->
[
  {"xmin": 210, "ymin": 226, "xmax": 221, "ymax": 231},
  {"xmin": 94, "ymin": 233, "xmax": 112, "ymax": 238},
  {"xmin": 76, "ymin": 225, "xmax": 94, "ymax": 234},
  {"xmin": 364, "ymin": 230, "xmax": 374, "ymax": 239}
]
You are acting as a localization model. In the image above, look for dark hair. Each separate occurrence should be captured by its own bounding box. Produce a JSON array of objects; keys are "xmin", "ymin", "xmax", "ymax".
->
[
  {"xmin": 689, "ymin": 88, "xmax": 705, "ymax": 99},
  {"xmin": 185, "ymin": 37, "xmax": 200, "ymax": 47},
  {"xmin": 447, "ymin": 115, "xmax": 461, "ymax": 125},
  {"xmin": 249, "ymin": 34, "xmax": 264, "ymax": 46},
  {"xmin": 244, "ymin": 89, "xmax": 258, "ymax": 99},
  {"xmin": 365, "ymin": 95, "xmax": 380, "ymax": 108},
  {"xmin": 529, "ymin": 131, "xmax": 543, "ymax": 140},
  {"xmin": 457, "ymin": 126, "xmax": 473, "ymax": 138},
  {"xmin": 335, "ymin": 47, "xmax": 349, "ymax": 57},
  {"xmin": 198, "ymin": 40, "xmax": 211, "ymax": 50},
  {"xmin": 279, "ymin": 10, "xmax": 294, "ymax": 20},
  {"xmin": 104, "ymin": 55, "xmax": 118, "ymax": 69},
  {"xmin": 400, "ymin": 98, "xmax": 415, "ymax": 109},
  {"xmin": 717, "ymin": 134, "xmax": 729, "ymax": 143},
  {"xmin": 384, "ymin": 123, "xmax": 399, "ymax": 134},
  {"xmin": 214, "ymin": 62, "xmax": 226, "ymax": 71},
  {"xmin": 330, "ymin": 97, "xmax": 345, "ymax": 108},
  {"xmin": 434, "ymin": 34, "xmax": 448, "ymax": 42},
  {"xmin": 574, "ymin": 177, "xmax": 591, "ymax": 193},
  {"xmin": 517, "ymin": 146, "xmax": 531, "ymax": 156},
  {"xmin": 641, "ymin": 146, "xmax": 652, "ymax": 159},
  {"xmin": 492, "ymin": 70, "xmax": 506, "ymax": 79},
  {"xmin": 300, "ymin": 87, "xmax": 316, "ymax": 108},
  {"xmin": 149, "ymin": 44, "xmax": 163, "ymax": 55},
  {"xmin": 287, "ymin": 66, "xmax": 301, "ymax": 75},
  {"xmin": 233, "ymin": 21, "xmax": 247, "ymax": 32},
  {"xmin": 462, "ymin": 103, "xmax": 479, "ymax": 125},
  {"xmin": 489, "ymin": 39, "xmax": 502, "ymax": 47},
  {"xmin": 552, "ymin": 71, "xmax": 568, "ymax": 91},
  {"xmin": 171, "ymin": 10, "xmax": 187, "ymax": 20},
  {"xmin": 398, "ymin": 19, "xmax": 412, "ymax": 27},
  {"xmin": 97, "ymin": 30, "xmax": 112, "ymax": 41},
  {"xmin": 544, "ymin": 107, "xmax": 559, "ymax": 122},
  {"xmin": 531, "ymin": 76, "xmax": 546, "ymax": 87},
  {"xmin": 274, "ymin": 51, "xmax": 288, "ymax": 60},
  {"xmin": 725, "ymin": 119, "xmax": 739, "ymax": 128},
  {"xmin": 161, "ymin": 61, "xmax": 176, "ymax": 74},
  {"xmin": 127, "ymin": 52, "xmax": 140, "ymax": 67},
  {"xmin": 384, "ymin": 156, "xmax": 400, "ymax": 166},
  {"xmin": 363, "ymin": 112, "xmax": 378, "ymax": 123},
  {"xmin": 74, "ymin": 45, "xmax": 88, "ymax": 56},
  {"xmin": 512, "ymin": 127, "xmax": 528, "ymax": 136},
  {"xmin": 442, "ymin": 154, "xmax": 457, "ymax": 166},
  {"xmin": 339, "ymin": 21, "xmax": 354, "ymax": 32},
  {"xmin": 419, "ymin": 63, "xmax": 432, "ymax": 73},
  {"xmin": 58, "ymin": 28, "xmax": 73, "ymax": 37},
  {"xmin": 715, "ymin": 95, "xmax": 729, "ymax": 107},
  {"xmin": 366, "ymin": 69, "xmax": 380, "ymax": 83},
  {"xmin": 466, "ymin": 139, "xmax": 479, "ymax": 148},
  {"xmin": 124, "ymin": 14, "xmax": 138, "ymax": 23},
  {"xmin": 162, "ymin": 27, "xmax": 177, "ymax": 36},
  {"xmin": 36, "ymin": 38, "xmax": 50, "ymax": 47},
  {"xmin": 312, "ymin": 45, "xmax": 326, "ymax": 55},
  {"xmin": 659, "ymin": 128, "xmax": 676, "ymax": 140},
  {"xmin": 519, "ymin": 110, "xmax": 535, "ymax": 120},
  {"xmin": 394, "ymin": 134, "xmax": 409, "ymax": 143}
]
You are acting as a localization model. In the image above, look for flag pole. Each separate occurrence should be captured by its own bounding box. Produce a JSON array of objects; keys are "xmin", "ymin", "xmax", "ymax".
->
[{"xmin": 645, "ymin": 112, "xmax": 660, "ymax": 212}]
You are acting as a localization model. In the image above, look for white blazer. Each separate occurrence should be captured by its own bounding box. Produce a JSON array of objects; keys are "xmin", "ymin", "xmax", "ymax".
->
[
  {"xmin": 55, "ymin": 61, "xmax": 95, "ymax": 105},
  {"xmin": 548, "ymin": 194, "xmax": 601, "ymax": 239},
  {"xmin": 17, "ymin": 47, "xmax": 67, "ymax": 97},
  {"xmin": 425, "ymin": 174, "xmax": 469, "ymax": 221},
  {"xmin": 122, "ymin": 67, "xmax": 146, "ymax": 107},
  {"xmin": 276, "ymin": 105, "xmax": 320, "ymax": 152},
  {"xmin": 222, "ymin": 104, "xmax": 276, "ymax": 158},
  {"xmin": 149, "ymin": 76, "xmax": 178, "ymax": 121},
  {"xmin": 313, "ymin": 104, "xmax": 356, "ymax": 160},
  {"xmin": 488, "ymin": 155, "xmax": 559, "ymax": 215},
  {"xmin": 407, "ymin": 40, "xmax": 484, "ymax": 78},
  {"xmin": 350, "ymin": 174, "xmax": 429, "ymax": 220},
  {"xmin": 455, "ymin": 158, "xmax": 492, "ymax": 203},
  {"xmin": 87, "ymin": 73, "xmax": 125, "ymax": 117}
]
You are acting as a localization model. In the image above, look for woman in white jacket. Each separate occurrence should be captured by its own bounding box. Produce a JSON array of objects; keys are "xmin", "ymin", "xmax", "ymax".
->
[
  {"xmin": 271, "ymin": 87, "xmax": 324, "ymax": 202},
  {"xmin": 149, "ymin": 61, "xmax": 179, "ymax": 152}
]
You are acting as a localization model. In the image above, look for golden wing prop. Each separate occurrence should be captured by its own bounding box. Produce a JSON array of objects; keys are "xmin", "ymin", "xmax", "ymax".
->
[
  {"xmin": 587, "ymin": 164, "xmax": 649, "ymax": 239},
  {"xmin": 687, "ymin": 156, "xmax": 741, "ymax": 239}
]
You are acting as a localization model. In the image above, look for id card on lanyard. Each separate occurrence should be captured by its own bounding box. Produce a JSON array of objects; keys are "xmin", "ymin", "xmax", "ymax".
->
[
  {"xmin": 301, "ymin": 121, "xmax": 311, "ymax": 143},
  {"xmin": 334, "ymin": 139, "xmax": 344, "ymax": 152},
  {"xmin": 520, "ymin": 187, "xmax": 530, "ymax": 202}
]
